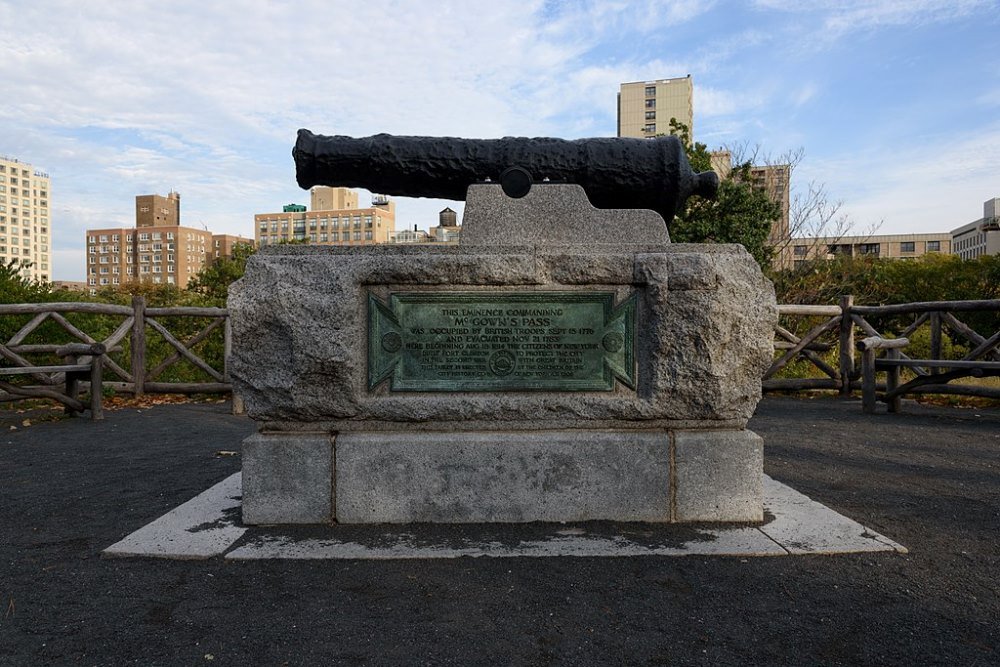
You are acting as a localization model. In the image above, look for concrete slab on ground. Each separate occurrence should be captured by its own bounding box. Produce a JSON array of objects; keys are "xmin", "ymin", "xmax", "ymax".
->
[
  {"xmin": 103, "ymin": 473, "xmax": 246, "ymax": 560},
  {"xmin": 102, "ymin": 473, "xmax": 906, "ymax": 560}
]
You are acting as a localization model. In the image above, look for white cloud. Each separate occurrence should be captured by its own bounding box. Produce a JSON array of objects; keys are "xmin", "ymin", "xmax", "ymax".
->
[
  {"xmin": 752, "ymin": 0, "xmax": 992, "ymax": 44},
  {"xmin": 797, "ymin": 121, "xmax": 1000, "ymax": 234},
  {"xmin": 2, "ymin": 0, "xmax": 998, "ymax": 282}
]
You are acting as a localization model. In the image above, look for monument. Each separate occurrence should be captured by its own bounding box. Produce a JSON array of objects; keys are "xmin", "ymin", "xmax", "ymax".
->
[{"xmin": 229, "ymin": 131, "xmax": 777, "ymax": 524}]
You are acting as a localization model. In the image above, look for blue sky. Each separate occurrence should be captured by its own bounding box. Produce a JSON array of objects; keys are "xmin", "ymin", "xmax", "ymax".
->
[{"xmin": 1, "ymin": 0, "xmax": 998, "ymax": 281}]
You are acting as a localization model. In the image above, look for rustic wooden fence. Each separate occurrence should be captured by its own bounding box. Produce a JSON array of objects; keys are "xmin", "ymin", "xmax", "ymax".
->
[
  {"xmin": 2, "ymin": 294, "xmax": 998, "ymax": 413},
  {"xmin": 0, "ymin": 296, "xmax": 233, "ymax": 404},
  {"xmin": 765, "ymin": 295, "xmax": 1000, "ymax": 402}
]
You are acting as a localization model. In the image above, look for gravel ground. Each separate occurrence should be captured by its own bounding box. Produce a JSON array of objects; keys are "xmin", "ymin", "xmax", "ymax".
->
[{"xmin": 0, "ymin": 396, "xmax": 997, "ymax": 666}]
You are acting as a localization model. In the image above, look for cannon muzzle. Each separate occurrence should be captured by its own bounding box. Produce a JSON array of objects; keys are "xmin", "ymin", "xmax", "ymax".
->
[{"xmin": 293, "ymin": 129, "xmax": 718, "ymax": 225}]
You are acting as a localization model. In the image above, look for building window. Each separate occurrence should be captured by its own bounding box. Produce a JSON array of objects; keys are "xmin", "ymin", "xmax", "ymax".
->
[
  {"xmin": 926, "ymin": 241, "xmax": 941, "ymax": 252},
  {"xmin": 645, "ymin": 99, "xmax": 655, "ymax": 109},
  {"xmin": 645, "ymin": 111, "xmax": 655, "ymax": 120},
  {"xmin": 644, "ymin": 86, "xmax": 656, "ymax": 96},
  {"xmin": 900, "ymin": 242, "xmax": 915, "ymax": 253},
  {"xmin": 860, "ymin": 244, "xmax": 880, "ymax": 255},
  {"xmin": 644, "ymin": 124, "xmax": 656, "ymax": 133},
  {"xmin": 793, "ymin": 245, "xmax": 807, "ymax": 256}
]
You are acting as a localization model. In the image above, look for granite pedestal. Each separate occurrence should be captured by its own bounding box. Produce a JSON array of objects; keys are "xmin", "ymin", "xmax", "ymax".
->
[{"xmin": 230, "ymin": 185, "xmax": 776, "ymax": 524}]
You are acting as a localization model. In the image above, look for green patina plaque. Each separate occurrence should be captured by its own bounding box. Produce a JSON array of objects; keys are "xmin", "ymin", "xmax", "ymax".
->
[{"xmin": 368, "ymin": 291, "xmax": 636, "ymax": 392}]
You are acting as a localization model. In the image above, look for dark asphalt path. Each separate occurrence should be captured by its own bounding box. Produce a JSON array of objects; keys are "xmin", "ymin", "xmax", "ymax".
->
[{"xmin": 0, "ymin": 396, "xmax": 997, "ymax": 666}]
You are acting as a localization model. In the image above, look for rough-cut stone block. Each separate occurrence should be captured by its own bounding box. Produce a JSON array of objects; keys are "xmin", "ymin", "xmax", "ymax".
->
[
  {"xmin": 674, "ymin": 430, "xmax": 763, "ymax": 522},
  {"xmin": 335, "ymin": 431, "xmax": 671, "ymax": 523},
  {"xmin": 461, "ymin": 184, "xmax": 670, "ymax": 246},
  {"xmin": 242, "ymin": 433, "xmax": 333, "ymax": 524},
  {"xmin": 228, "ymin": 243, "xmax": 776, "ymax": 428}
]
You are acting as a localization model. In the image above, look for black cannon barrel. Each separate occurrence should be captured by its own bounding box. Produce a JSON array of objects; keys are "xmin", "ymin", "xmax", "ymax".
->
[{"xmin": 293, "ymin": 129, "xmax": 719, "ymax": 225}]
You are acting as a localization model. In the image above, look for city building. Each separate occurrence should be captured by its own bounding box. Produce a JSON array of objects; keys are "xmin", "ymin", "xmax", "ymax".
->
[
  {"xmin": 0, "ymin": 154, "xmax": 51, "ymax": 282},
  {"xmin": 392, "ymin": 226, "xmax": 431, "ymax": 244},
  {"xmin": 212, "ymin": 234, "xmax": 254, "ymax": 261},
  {"xmin": 951, "ymin": 197, "xmax": 1000, "ymax": 259},
  {"xmin": 254, "ymin": 187, "xmax": 394, "ymax": 247},
  {"xmin": 85, "ymin": 191, "xmax": 252, "ymax": 292},
  {"xmin": 708, "ymin": 151, "xmax": 791, "ymax": 246},
  {"xmin": 617, "ymin": 76, "xmax": 694, "ymax": 139},
  {"xmin": 51, "ymin": 280, "xmax": 87, "ymax": 291},
  {"xmin": 429, "ymin": 207, "xmax": 461, "ymax": 244},
  {"xmin": 780, "ymin": 232, "xmax": 952, "ymax": 269}
]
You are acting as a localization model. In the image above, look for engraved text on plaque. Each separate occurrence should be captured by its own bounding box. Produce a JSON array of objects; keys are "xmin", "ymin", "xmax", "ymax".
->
[{"xmin": 368, "ymin": 291, "xmax": 636, "ymax": 391}]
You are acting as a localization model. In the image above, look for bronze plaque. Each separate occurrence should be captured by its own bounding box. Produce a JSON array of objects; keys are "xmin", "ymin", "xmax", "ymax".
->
[{"xmin": 368, "ymin": 291, "xmax": 636, "ymax": 392}]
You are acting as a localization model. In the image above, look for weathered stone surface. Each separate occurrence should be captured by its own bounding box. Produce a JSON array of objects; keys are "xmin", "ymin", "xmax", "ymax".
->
[
  {"xmin": 242, "ymin": 433, "xmax": 333, "ymax": 524},
  {"xmin": 229, "ymin": 246, "xmax": 775, "ymax": 428},
  {"xmin": 232, "ymin": 185, "xmax": 775, "ymax": 525},
  {"xmin": 673, "ymin": 430, "xmax": 763, "ymax": 522},
  {"xmin": 461, "ymin": 184, "xmax": 670, "ymax": 246},
  {"xmin": 335, "ymin": 430, "xmax": 671, "ymax": 523}
]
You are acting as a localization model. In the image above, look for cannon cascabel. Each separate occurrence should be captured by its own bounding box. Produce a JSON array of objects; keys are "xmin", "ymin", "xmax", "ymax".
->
[{"xmin": 293, "ymin": 129, "xmax": 719, "ymax": 225}]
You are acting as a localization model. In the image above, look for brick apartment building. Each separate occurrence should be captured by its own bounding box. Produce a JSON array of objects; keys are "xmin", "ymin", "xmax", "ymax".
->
[{"xmin": 85, "ymin": 192, "xmax": 252, "ymax": 292}]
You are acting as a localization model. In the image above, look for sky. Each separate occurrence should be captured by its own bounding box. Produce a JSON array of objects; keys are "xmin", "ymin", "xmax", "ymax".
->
[{"xmin": 1, "ymin": 0, "xmax": 999, "ymax": 281}]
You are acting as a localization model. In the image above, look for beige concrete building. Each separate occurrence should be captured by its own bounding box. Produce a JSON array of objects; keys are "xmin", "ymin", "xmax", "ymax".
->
[
  {"xmin": 86, "ymin": 192, "xmax": 250, "ymax": 292},
  {"xmin": 781, "ymin": 232, "xmax": 952, "ymax": 269},
  {"xmin": 617, "ymin": 76, "xmax": 694, "ymax": 139},
  {"xmin": 255, "ymin": 187, "xmax": 395, "ymax": 248},
  {"xmin": 750, "ymin": 164, "xmax": 791, "ymax": 244},
  {"xmin": 710, "ymin": 151, "xmax": 791, "ymax": 246},
  {"xmin": 0, "ymin": 155, "xmax": 51, "ymax": 282},
  {"xmin": 951, "ymin": 198, "xmax": 1000, "ymax": 259}
]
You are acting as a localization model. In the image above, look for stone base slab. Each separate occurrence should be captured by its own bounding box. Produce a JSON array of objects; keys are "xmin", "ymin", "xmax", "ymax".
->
[
  {"xmin": 104, "ymin": 473, "xmax": 908, "ymax": 560},
  {"xmin": 241, "ymin": 428, "xmax": 763, "ymax": 525}
]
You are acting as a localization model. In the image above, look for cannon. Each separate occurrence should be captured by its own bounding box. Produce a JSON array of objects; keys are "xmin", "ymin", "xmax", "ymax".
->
[{"xmin": 293, "ymin": 130, "xmax": 719, "ymax": 225}]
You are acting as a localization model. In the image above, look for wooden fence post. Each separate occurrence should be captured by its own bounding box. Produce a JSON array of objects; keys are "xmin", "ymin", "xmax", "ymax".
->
[
  {"xmin": 929, "ymin": 311, "xmax": 942, "ymax": 375},
  {"xmin": 131, "ymin": 295, "xmax": 146, "ymax": 396},
  {"xmin": 886, "ymin": 347, "xmax": 901, "ymax": 414},
  {"xmin": 861, "ymin": 345, "xmax": 877, "ymax": 413},
  {"xmin": 839, "ymin": 295, "xmax": 854, "ymax": 395}
]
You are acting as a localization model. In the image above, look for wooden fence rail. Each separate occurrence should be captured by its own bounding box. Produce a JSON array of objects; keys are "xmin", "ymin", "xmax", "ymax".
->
[
  {"xmin": 766, "ymin": 295, "xmax": 1000, "ymax": 405},
  {"xmin": 2, "ymin": 294, "xmax": 998, "ymax": 414},
  {"xmin": 0, "ymin": 296, "xmax": 232, "ymax": 407}
]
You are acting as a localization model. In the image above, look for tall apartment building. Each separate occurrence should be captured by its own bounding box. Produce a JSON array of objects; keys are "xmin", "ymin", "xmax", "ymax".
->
[
  {"xmin": 254, "ymin": 187, "xmax": 395, "ymax": 247},
  {"xmin": 85, "ymin": 192, "xmax": 252, "ymax": 292},
  {"xmin": 951, "ymin": 197, "xmax": 1000, "ymax": 259},
  {"xmin": 709, "ymin": 151, "xmax": 791, "ymax": 246},
  {"xmin": 0, "ymin": 155, "xmax": 51, "ymax": 282},
  {"xmin": 617, "ymin": 76, "xmax": 694, "ymax": 139}
]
